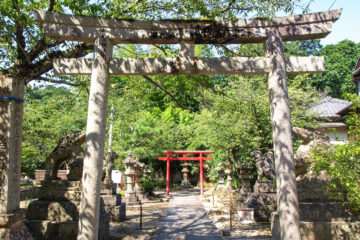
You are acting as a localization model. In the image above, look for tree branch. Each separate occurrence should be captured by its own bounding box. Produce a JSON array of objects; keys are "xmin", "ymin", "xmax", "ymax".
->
[
  {"xmin": 34, "ymin": 76, "xmax": 88, "ymax": 86},
  {"xmin": 133, "ymin": 132, "xmax": 154, "ymax": 148},
  {"xmin": 142, "ymin": 75, "xmax": 193, "ymax": 110}
]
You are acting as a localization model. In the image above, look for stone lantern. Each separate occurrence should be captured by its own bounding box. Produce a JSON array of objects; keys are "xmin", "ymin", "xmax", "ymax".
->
[
  {"xmin": 134, "ymin": 159, "xmax": 145, "ymax": 199},
  {"xmin": 215, "ymin": 162, "xmax": 225, "ymax": 190},
  {"xmin": 224, "ymin": 166, "xmax": 233, "ymax": 189},
  {"xmin": 143, "ymin": 167, "xmax": 152, "ymax": 178},
  {"xmin": 180, "ymin": 162, "xmax": 192, "ymax": 188},
  {"xmin": 239, "ymin": 163, "xmax": 254, "ymax": 195},
  {"xmin": 122, "ymin": 151, "xmax": 138, "ymax": 205}
]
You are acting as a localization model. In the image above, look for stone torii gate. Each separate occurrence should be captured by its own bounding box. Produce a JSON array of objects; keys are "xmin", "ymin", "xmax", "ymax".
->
[{"xmin": 32, "ymin": 9, "xmax": 341, "ymax": 240}]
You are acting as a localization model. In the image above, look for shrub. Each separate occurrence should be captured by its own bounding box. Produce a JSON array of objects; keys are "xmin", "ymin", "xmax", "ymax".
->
[
  {"xmin": 311, "ymin": 94, "xmax": 360, "ymax": 218},
  {"xmin": 140, "ymin": 178, "xmax": 156, "ymax": 193}
]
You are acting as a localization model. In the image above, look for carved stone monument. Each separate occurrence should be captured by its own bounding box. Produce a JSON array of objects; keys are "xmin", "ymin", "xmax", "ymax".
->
[
  {"xmin": 122, "ymin": 151, "xmax": 139, "ymax": 205},
  {"xmin": 238, "ymin": 163, "xmax": 254, "ymax": 203},
  {"xmin": 180, "ymin": 163, "xmax": 192, "ymax": 188},
  {"xmin": 244, "ymin": 151, "xmax": 277, "ymax": 222},
  {"xmin": 101, "ymin": 151, "xmax": 126, "ymax": 222}
]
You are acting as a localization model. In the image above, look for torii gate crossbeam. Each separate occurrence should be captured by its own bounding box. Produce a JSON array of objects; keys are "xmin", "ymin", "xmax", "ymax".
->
[{"xmin": 33, "ymin": 9, "xmax": 342, "ymax": 240}]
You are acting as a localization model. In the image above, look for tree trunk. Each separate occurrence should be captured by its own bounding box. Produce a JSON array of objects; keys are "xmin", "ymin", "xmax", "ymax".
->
[
  {"xmin": 0, "ymin": 75, "xmax": 24, "ymax": 214},
  {"xmin": 77, "ymin": 36, "xmax": 113, "ymax": 240},
  {"xmin": 265, "ymin": 30, "xmax": 301, "ymax": 240}
]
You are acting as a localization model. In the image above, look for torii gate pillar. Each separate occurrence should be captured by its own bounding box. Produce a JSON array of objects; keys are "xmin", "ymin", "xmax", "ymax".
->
[
  {"xmin": 78, "ymin": 36, "xmax": 113, "ymax": 240},
  {"xmin": 266, "ymin": 30, "xmax": 301, "ymax": 240}
]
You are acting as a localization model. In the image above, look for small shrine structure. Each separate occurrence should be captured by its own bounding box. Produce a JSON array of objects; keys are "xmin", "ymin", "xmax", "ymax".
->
[{"xmin": 158, "ymin": 151, "xmax": 214, "ymax": 196}]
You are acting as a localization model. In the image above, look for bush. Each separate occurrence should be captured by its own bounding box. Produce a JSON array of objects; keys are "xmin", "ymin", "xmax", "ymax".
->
[
  {"xmin": 155, "ymin": 180, "xmax": 167, "ymax": 188},
  {"xmin": 311, "ymin": 94, "xmax": 360, "ymax": 218},
  {"xmin": 140, "ymin": 178, "xmax": 156, "ymax": 193}
]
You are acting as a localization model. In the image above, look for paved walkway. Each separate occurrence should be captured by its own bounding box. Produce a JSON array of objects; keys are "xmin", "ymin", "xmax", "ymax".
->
[{"xmin": 152, "ymin": 192, "xmax": 223, "ymax": 240}]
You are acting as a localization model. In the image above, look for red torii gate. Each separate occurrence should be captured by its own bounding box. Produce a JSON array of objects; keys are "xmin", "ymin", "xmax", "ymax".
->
[{"xmin": 158, "ymin": 150, "xmax": 214, "ymax": 196}]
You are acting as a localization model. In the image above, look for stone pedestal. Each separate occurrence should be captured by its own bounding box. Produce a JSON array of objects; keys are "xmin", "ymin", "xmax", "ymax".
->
[
  {"xmin": 244, "ymin": 181, "xmax": 277, "ymax": 223},
  {"xmin": 180, "ymin": 163, "xmax": 192, "ymax": 188},
  {"xmin": 238, "ymin": 164, "xmax": 254, "ymax": 204},
  {"xmin": 224, "ymin": 168, "xmax": 233, "ymax": 189},
  {"xmin": 24, "ymin": 180, "xmax": 109, "ymax": 240},
  {"xmin": 101, "ymin": 183, "xmax": 126, "ymax": 222}
]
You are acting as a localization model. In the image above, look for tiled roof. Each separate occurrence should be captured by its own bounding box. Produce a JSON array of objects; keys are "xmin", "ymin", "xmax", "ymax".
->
[
  {"xmin": 309, "ymin": 96, "xmax": 352, "ymax": 119},
  {"xmin": 353, "ymin": 57, "xmax": 360, "ymax": 80}
]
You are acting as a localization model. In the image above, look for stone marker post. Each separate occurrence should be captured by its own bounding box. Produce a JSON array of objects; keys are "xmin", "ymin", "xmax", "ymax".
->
[
  {"xmin": 78, "ymin": 36, "xmax": 113, "ymax": 240},
  {"xmin": 0, "ymin": 75, "xmax": 32, "ymax": 239},
  {"xmin": 265, "ymin": 30, "xmax": 301, "ymax": 240}
]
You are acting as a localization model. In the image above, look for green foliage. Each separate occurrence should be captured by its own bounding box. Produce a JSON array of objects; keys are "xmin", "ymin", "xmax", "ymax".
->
[
  {"xmin": 140, "ymin": 178, "xmax": 156, "ymax": 193},
  {"xmin": 311, "ymin": 94, "xmax": 360, "ymax": 217},
  {"xmin": 22, "ymin": 85, "xmax": 87, "ymax": 176}
]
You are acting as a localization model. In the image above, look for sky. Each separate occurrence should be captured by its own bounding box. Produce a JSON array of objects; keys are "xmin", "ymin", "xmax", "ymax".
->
[{"xmin": 295, "ymin": 0, "xmax": 360, "ymax": 45}]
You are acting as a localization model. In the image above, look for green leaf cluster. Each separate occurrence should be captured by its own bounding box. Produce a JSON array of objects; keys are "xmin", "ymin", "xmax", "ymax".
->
[{"xmin": 311, "ymin": 94, "xmax": 360, "ymax": 217}]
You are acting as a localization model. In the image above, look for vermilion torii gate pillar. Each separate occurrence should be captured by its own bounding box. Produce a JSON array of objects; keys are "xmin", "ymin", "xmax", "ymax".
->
[
  {"xmin": 158, "ymin": 151, "xmax": 214, "ymax": 196},
  {"xmin": 33, "ymin": 9, "xmax": 341, "ymax": 240}
]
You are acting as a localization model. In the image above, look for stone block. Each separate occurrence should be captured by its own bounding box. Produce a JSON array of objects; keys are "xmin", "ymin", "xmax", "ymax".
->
[
  {"xmin": 245, "ymin": 192, "xmax": 277, "ymax": 207},
  {"xmin": 25, "ymin": 201, "xmax": 79, "ymax": 221},
  {"xmin": 58, "ymin": 221, "xmax": 78, "ymax": 239},
  {"xmin": 38, "ymin": 190, "xmax": 82, "ymax": 201},
  {"xmin": 25, "ymin": 214, "xmax": 110, "ymax": 240},
  {"xmin": 24, "ymin": 220, "xmax": 59, "ymax": 240},
  {"xmin": 254, "ymin": 182, "xmax": 275, "ymax": 193},
  {"xmin": 105, "ymin": 203, "xmax": 126, "ymax": 222},
  {"xmin": 299, "ymin": 202, "xmax": 351, "ymax": 222},
  {"xmin": 101, "ymin": 195, "xmax": 121, "ymax": 206},
  {"xmin": 254, "ymin": 205, "xmax": 276, "ymax": 223},
  {"xmin": 298, "ymin": 189, "xmax": 329, "ymax": 202},
  {"xmin": 271, "ymin": 211, "xmax": 360, "ymax": 240},
  {"xmin": 101, "ymin": 183, "xmax": 116, "ymax": 195}
]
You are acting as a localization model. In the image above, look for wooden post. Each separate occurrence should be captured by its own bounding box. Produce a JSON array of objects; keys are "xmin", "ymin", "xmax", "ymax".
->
[
  {"xmin": 200, "ymin": 152, "xmax": 204, "ymax": 196},
  {"xmin": 166, "ymin": 153, "xmax": 170, "ymax": 196},
  {"xmin": 78, "ymin": 36, "xmax": 113, "ymax": 240},
  {"xmin": 265, "ymin": 30, "xmax": 301, "ymax": 240}
]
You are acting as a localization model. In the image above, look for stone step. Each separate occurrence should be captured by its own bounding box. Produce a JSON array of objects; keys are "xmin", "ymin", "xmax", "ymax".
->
[
  {"xmin": 25, "ymin": 201, "xmax": 80, "ymax": 221},
  {"xmin": 272, "ymin": 211, "xmax": 360, "ymax": 240},
  {"xmin": 299, "ymin": 202, "xmax": 352, "ymax": 221},
  {"xmin": 298, "ymin": 189, "xmax": 329, "ymax": 202},
  {"xmin": 38, "ymin": 190, "xmax": 82, "ymax": 201},
  {"xmin": 300, "ymin": 221, "xmax": 360, "ymax": 240}
]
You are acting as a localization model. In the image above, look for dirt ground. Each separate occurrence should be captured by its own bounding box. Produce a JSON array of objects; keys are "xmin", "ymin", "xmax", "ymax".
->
[{"xmin": 109, "ymin": 194, "xmax": 169, "ymax": 240}]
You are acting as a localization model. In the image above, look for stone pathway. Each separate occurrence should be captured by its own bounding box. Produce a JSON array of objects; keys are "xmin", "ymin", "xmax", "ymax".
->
[{"xmin": 152, "ymin": 192, "xmax": 223, "ymax": 240}]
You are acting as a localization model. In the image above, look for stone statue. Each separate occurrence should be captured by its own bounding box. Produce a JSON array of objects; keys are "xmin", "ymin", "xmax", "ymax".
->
[
  {"xmin": 292, "ymin": 127, "xmax": 330, "ymax": 176},
  {"xmin": 103, "ymin": 151, "xmax": 119, "ymax": 184},
  {"xmin": 251, "ymin": 150, "xmax": 275, "ymax": 182},
  {"xmin": 44, "ymin": 131, "xmax": 86, "ymax": 181}
]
